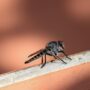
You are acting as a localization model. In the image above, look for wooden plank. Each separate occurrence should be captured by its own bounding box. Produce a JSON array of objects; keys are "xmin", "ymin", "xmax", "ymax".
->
[{"xmin": 0, "ymin": 50, "xmax": 90, "ymax": 88}]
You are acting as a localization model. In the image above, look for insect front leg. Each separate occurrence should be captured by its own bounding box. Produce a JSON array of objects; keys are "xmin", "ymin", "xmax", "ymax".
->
[
  {"xmin": 51, "ymin": 52, "xmax": 67, "ymax": 64},
  {"xmin": 56, "ymin": 55, "xmax": 67, "ymax": 64},
  {"xmin": 61, "ymin": 51, "xmax": 72, "ymax": 60}
]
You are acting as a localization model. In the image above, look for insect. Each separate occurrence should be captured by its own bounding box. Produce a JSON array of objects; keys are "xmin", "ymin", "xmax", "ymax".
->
[{"xmin": 25, "ymin": 41, "xmax": 71, "ymax": 68}]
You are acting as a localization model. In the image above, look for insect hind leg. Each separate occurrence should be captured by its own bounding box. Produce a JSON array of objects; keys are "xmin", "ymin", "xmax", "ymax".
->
[
  {"xmin": 41, "ymin": 54, "xmax": 47, "ymax": 68},
  {"xmin": 41, "ymin": 56, "xmax": 44, "ymax": 64}
]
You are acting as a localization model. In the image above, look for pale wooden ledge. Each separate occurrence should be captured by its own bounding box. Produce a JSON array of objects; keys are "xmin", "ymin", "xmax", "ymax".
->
[{"xmin": 0, "ymin": 50, "xmax": 90, "ymax": 88}]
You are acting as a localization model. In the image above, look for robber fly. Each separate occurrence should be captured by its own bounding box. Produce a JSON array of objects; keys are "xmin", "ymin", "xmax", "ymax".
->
[{"xmin": 25, "ymin": 41, "xmax": 71, "ymax": 68}]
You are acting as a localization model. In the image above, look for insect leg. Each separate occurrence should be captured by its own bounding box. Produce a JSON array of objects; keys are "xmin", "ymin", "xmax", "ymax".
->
[
  {"xmin": 46, "ymin": 53, "xmax": 54, "ymax": 62},
  {"xmin": 51, "ymin": 52, "xmax": 67, "ymax": 64},
  {"xmin": 41, "ymin": 54, "xmax": 47, "ymax": 68},
  {"xmin": 61, "ymin": 51, "xmax": 72, "ymax": 60},
  {"xmin": 50, "ymin": 60, "xmax": 55, "ymax": 62},
  {"xmin": 56, "ymin": 55, "xmax": 67, "ymax": 64},
  {"xmin": 48, "ymin": 51, "xmax": 66, "ymax": 63},
  {"xmin": 41, "ymin": 56, "xmax": 44, "ymax": 64}
]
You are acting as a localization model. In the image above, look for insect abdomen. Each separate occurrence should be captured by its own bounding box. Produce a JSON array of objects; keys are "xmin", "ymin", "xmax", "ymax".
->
[{"xmin": 25, "ymin": 50, "xmax": 46, "ymax": 64}]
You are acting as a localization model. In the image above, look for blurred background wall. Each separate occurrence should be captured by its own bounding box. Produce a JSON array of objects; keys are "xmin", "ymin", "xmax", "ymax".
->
[{"xmin": 0, "ymin": 0, "xmax": 90, "ymax": 74}]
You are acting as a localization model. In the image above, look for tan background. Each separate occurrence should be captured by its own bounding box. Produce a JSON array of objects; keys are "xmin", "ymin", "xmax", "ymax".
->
[
  {"xmin": 0, "ymin": 0, "xmax": 90, "ymax": 74},
  {"xmin": 0, "ymin": 0, "xmax": 90, "ymax": 90}
]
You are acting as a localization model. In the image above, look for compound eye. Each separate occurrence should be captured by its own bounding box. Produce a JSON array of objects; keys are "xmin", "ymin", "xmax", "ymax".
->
[
  {"xmin": 49, "ymin": 49, "xmax": 51, "ymax": 51},
  {"xmin": 58, "ymin": 41, "xmax": 64, "ymax": 49},
  {"xmin": 61, "ymin": 42, "xmax": 65, "ymax": 49}
]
